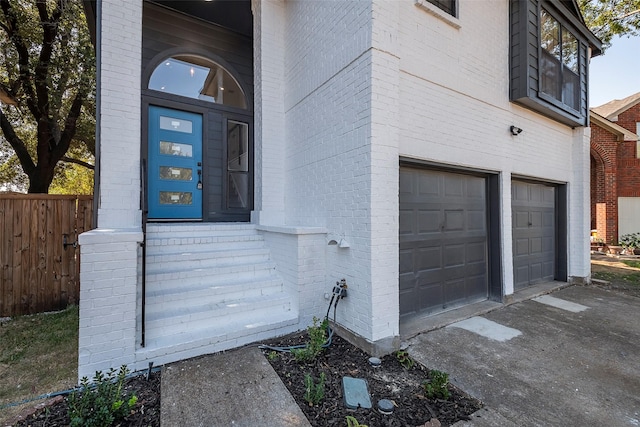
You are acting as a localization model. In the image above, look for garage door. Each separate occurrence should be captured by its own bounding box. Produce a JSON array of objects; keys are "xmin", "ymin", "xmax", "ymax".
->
[
  {"xmin": 399, "ymin": 167, "xmax": 488, "ymax": 318},
  {"xmin": 512, "ymin": 181, "xmax": 555, "ymax": 289}
]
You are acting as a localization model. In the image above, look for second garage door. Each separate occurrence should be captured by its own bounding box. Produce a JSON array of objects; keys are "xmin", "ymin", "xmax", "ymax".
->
[
  {"xmin": 399, "ymin": 167, "xmax": 489, "ymax": 318},
  {"xmin": 512, "ymin": 180, "xmax": 556, "ymax": 289}
]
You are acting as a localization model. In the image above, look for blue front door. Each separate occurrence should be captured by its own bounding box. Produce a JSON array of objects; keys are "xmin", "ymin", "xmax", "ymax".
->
[{"xmin": 148, "ymin": 106, "xmax": 203, "ymax": 219}]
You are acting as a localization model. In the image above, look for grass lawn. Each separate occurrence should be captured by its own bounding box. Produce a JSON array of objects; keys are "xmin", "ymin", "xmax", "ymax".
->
[
  {"xmin": 592, "ymin": 260, "xmax": 640, "ymax": 287},
  {"xmin": 0, "ymin": 306, "xmax": 78, "ymax": 424}
]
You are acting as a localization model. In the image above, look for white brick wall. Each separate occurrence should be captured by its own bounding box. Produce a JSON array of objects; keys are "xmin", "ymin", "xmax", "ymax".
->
[
  {"xmin": 257, "ymin": 225, "xmax": 328, "ymax": 328},
  {"xmin": 78, "ymin": 229, "xmax": 142, "ymax": 379},
  {"xmin": 79, "ymin": 0, "xmax": 144, "ymax": 380},
  {"xmin": 396, "ymin": 0, "xmax": 590, "ymax": 289},
  {"xmin": 268, "ymin": 0, "xmax": 591, "ymax": 347},
  {"xmin": 97, "ymin": 0, "xmax": 142, "ymax": 229},
  {"xmin": 252, "ymin": 0, "xmax": 286, "ymax": 225},
  {"xmin": 280, "ymin": 1, "xmax": 378, "ymax": 341}
]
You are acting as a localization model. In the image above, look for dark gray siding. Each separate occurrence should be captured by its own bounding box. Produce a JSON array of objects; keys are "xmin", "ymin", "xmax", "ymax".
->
[
  {"xmin": 509, "ymin": 0, "xmax": 593, "ymax": 128},
  {"xmin": 204, "ymin": 111, "xmax": 224, "ymax": 219},
  {"xmin": 142, "ymin": 2, "xmax": 253, "ymax": 108}
]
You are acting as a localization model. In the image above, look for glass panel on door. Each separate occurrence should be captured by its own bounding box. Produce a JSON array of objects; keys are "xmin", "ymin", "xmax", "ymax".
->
[{"xmin": 226, "ymin": 120, "xmax": 249, "ymax": 209}]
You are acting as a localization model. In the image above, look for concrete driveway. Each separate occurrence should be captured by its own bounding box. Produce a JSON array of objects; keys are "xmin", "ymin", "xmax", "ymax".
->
[{"xmin": 407, "ymin": 285, "xmax": 640, "ymax": 426}]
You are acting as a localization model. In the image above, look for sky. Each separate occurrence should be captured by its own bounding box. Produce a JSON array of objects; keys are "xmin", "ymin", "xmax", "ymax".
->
[{"xmin": 589, "ymin": 34, "xmax": 640, "ymax": 108}]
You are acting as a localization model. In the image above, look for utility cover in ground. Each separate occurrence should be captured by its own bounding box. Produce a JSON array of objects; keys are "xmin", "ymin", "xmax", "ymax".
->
[{"xmin": 342, "ymin": 376, "xmax": 372, "ymax": 409}]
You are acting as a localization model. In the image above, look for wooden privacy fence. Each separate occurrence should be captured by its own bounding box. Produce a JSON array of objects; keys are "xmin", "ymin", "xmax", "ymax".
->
[{"xmin": 0, "ymin": 194, "xmax": 94, "ymax": 317}]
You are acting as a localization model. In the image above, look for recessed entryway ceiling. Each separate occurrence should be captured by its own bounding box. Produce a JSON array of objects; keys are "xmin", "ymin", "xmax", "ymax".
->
[{"xmin": 150, "ymin": 0, "xmax": 252, "ymax": 37}]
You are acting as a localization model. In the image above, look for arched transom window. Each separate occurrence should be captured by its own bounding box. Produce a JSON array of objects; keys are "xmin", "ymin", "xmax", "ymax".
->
[{"xmin": 149, "ymin": 55, "xmax": 247, "ymax": 109}]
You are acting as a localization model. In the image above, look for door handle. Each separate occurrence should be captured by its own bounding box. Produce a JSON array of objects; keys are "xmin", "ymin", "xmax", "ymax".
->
[{"xmin": 197, "ymin": 169, "xmax": 202, "ymax": 190}]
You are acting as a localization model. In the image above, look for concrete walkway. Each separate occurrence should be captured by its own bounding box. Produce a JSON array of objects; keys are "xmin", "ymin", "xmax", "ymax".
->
[
  {"xmin": 160, "ymin": 346, "xmax": 310, "ymax": 427},
  {"xmin": 160, "ymin": 285, "xmax": 640, "ymax": 426}
]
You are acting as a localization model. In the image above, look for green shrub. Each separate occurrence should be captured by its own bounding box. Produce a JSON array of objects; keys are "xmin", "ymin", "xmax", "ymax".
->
[
  {"xmin": 346, "ymin": 415, "xmax": 369, "ymax": 427},
  {"xmin": 394, "ymin": 349, "xmax": 415, "ymax": 370},
  {"xmin": 303, "ymin": 372, "xmax": 326, "ymax": 406},
  {"xmin": 423, "ymin": 369, "xmax": 450, "ymax": 400},
  {"xmin": 68, "ymin": 365, "xmax": 138, "ymax": 427},
  {"xmin": 291, "ymin": 317, "xmax": 328, "ymax": 363},
  {"xmin": 619, "ymin": 233, "xmax": 640, "ymax": 250}
]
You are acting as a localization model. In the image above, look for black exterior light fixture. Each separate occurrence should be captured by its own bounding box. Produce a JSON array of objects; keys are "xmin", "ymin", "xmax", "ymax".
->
[{"xmin": 510, "ymin": 125, "xmax": 523, "ymax": 136}]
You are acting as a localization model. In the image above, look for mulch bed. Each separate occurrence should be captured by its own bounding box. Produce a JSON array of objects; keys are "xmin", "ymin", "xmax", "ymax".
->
[
  {"xmin": 261, "ymin": 330, "xmax": 483, "ymax": 427},
  {"xmin": 9, "ymin": 371, "xmax": 161, "ymax": 427},
  {"xmin": 9, "ymin": 329, "xmax": 482, "ymax": 427}
]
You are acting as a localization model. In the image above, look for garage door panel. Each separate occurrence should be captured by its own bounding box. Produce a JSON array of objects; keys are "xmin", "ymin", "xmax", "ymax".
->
[
  {"xmin": 443, "ymin": 279, "xmax": 465, "ymax": 303},
  {"xmin": 467, "ymin": 274, "xmax": 488, "ymax": 296},
  {"xmin": 444, "ymin": 210, "xmax": 464, "ymax": 231},
  {"xmin": 512, "ymin": 181, "xmax": 555, "ymax": 289},
  {"xmin": 466, "ymin": 177, "xmax": 485, "ymax": 199},
  {"xmin": 515, "ymin": 238, "xmax": 529, "ymax": 256},
  {"xmin": 444, "ymin": 244, "xmax": 465, "ymax": 267},
  {"xmin": 530, "ymin": 237, "xmax": 542, "ymax": 254},
  {"xmin": 417, "ymin": 173, "xmax": 441, "ymax": 196},
  {"xmin": 399, "ymin": 170, "xmax": 415, "ymax": 195},
  {"xmin": 467, "ymin": 210, "xmax": 486, "ymax": 231},
  {"xmin": 515, "ymin": 265, "xmax": 529, "ymax": 283},
  {"xmin": 400, "ymin": 249, "xmax": 413, "ymax": 275},
  {"xmin": 399, "ymin": 209, "xmax": 414, "ymax": 235},
  {"xmin": 400, "ymin": 167, "xmax": 489, "ymax": 317},
  {"xmin": 514, "ymin": 210, "xmax": 529, "ymax": 228},
  {"xmin": 444, "ymin": 174, "xmax": 464, "ymax": 197},
  {"xmin": 416, "ymin": 247, "xmax": 443, "ymax": 272},
  {"xmin": 418, "ymin": 209, "xmax": 442, "ymax": 233},
  {"xmin": 542, "ymin": 261, "xmax": 554, "ymax": 277},
  {"xmin": 467, "ymin": 242, "xmax": 486, "ymax": 263}
]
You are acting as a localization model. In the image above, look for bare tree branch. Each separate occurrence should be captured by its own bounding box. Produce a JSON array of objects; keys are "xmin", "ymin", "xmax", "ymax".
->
[
  {"xmin": 0, "ymin": 107, "xmax": 35, "ymax": 175},
  {"xmin": 61, "ymin": 155, "xmax": 94, "ymax": 170}
]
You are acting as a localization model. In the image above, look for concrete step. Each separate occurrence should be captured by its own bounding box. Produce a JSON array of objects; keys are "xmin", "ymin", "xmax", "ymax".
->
[
  {"xmin": 145, "ymin": 259, "xmax": 278, "ymax": 285},
  {"xmin": 145, "ymin": 292, "xmax": 293, "ymax": 338},
  {"xmin": 137, "ymin": 310, "xmax": 300, "ymax": 366},
  {"xmin": 138, "ymin": 222, "xmax": 300, "ymax": 369},
  {"xmin": 146, "ymin": 276, "xmax": 284, "ymax": 311},
  {"xmin": 145, "ymin": 247, "xmax": 272, "ymax": 274}
]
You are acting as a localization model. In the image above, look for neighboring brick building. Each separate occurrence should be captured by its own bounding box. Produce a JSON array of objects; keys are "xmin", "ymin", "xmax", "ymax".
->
[
  {"xmin": 78, "ymin": 0, "xmax": 601, "ymax": 379},
  {"xmin": 590, "ymin": 92, "xmax": 640, "ymax": 244}
]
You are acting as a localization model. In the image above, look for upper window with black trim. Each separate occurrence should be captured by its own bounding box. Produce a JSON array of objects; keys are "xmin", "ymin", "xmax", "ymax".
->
[
  {"xmin": 509, "ymin": 0, "xmax": 601, "ymax": 128},
  {"xmin": 426, "ymin": 0, "xmax": 456, "ymax": 17},
  {"xmin": 540, "ymin": 9, "xmax": 580, "ymax": 111}
]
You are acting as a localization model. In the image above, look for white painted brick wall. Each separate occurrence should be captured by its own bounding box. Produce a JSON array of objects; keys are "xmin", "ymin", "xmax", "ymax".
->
[
  {"xmin": 270, "ymin": 0, "xmax": 591, "ymax": 346},
  {"xmin": 258, "ymin": 226, "xmax": 328, "ymax": 328},
  {"xmin": 78, "ymin": 230, "xmax": 142, "ymax": 380},
  {"xmin": 252, "ymin": 0, "xmax": 286, "ymax": 225},
  {"xmin": 396, "ymin": 0, "xmax": 590, "ymax": 289},
  {"xmin": 97, "ymin": 0, "xmax": 143, "ymax": 229},
  {"xmin": 279, "ymin": 1, "xmax": 378, "ymax": 341},
  {"xmin": 79, "ymin": 0, "xmax": 144, "ymax": 380}
]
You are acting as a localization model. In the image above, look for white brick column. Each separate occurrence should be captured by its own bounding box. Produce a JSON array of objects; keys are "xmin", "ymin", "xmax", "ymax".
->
[
  {"xmin": 568, "ymin": 127, "xmax": 591, "ymax": 282},
  {"xmin": 251, "ymin": 0, "xmax": 286, "ymax": 225},
  {"xmin": 78, "ymin": 0, "xmax": 143, "ymax": 380},
  {"xmin": 96, "ymin": 0, "xmax": 143, "ymax": 229},
  {"xmin": 369, "ymin": 0, "xmax": 400, "ymax": 348},
  {"xmin": 78, "ymin": 230, "xmax": 140, "ymax": 379}
]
